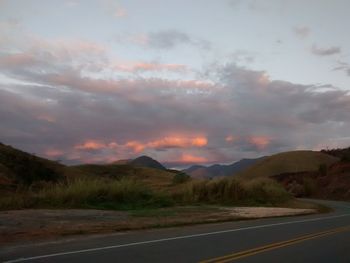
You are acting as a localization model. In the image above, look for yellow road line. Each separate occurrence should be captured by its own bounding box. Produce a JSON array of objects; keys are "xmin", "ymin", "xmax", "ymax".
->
[{"xmin": 200, "ymin": 226, "xmax": 350, "ymax": 263}]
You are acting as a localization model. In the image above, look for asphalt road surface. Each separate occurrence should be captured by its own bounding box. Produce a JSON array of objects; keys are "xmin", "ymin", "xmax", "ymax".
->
[{"xmin": 1, "ymin": 199, "xmax": 350, "ymax": 263}]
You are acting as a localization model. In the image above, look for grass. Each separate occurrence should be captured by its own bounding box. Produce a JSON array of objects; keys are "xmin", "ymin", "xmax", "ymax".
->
[
  {"xmin": 0, "ymin": 176, "xmax": 292, "ymax": 211},
  {"xmin": 173, "ymin": 177, "xmax": 291, "ymax": 206},
  {"xmin": 0, "ymin": 178, "xmax": 173, "ymax": 210},
  {"xmin": 237, "ymin": 150, "xmax": 338, "ymax": 179}
]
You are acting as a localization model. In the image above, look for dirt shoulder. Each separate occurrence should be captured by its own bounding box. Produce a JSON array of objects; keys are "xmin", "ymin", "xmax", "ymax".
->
[{"xmin": 0, "ymin": 203, "xmax": 320, "ymax": 245}]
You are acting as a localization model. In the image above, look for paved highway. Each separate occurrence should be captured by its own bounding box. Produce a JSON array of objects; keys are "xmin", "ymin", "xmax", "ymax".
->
[{"xmin": 1, "ymin": 199, "xmax": 350, "ymax": 263}]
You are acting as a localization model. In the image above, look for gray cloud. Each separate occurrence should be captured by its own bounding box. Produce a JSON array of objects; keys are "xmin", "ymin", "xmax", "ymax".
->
[
  {"xmin": 311, "ymin": 44, "xmax": 341, "ymax": 56},
  {"xmin": 146, "ymin": 30, "xmax": 211, "ymax": 50},
  {"xmin": 1, "ymin": 39, "xmax": 350, "ymax": 167},
  {"xmin": 333, "ymin": 61, "xmax": 350, "ymax": 76},
  {"xmin": 293, "ymin": 26, "xmax": 310, "ymax": 39}
]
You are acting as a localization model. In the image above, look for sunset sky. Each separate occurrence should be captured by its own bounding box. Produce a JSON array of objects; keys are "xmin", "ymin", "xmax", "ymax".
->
[{"xmin": 1, "ymin": 0, "xmax": 350, "ymax": 167}]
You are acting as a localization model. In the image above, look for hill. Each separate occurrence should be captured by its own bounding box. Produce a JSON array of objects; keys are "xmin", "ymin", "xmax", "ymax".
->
[
  {"xmin": 68, "ymin": 164, "xmax": 175, "ymax": 190},
  {"xmin": 130, "ymin": 156, "xmax": 166, "ymax": 170},
  {"xmin": 237, "ymin": 150, "xmax": 339, "ymax": 180},
  {"xmin": 112, "ymin": 156, "xmax": 166, "ymax": 170},
  {"xmin": 321, "ymin": 147, "xmax": 350, "ymax": 161},
  {"xmin": 0, "ymin": 142, "xmax": 63, "ymax": 187},
  {"xmin": 273, "ymin": 161, "xmax": 350, "ymax": 200},
  {"xmin": 0, "ymin": 143, "xmax": 175, "ymax": 191},
  {"xmin": 183, "ymin": 157, "xmax": 265, "ymax": 179}
]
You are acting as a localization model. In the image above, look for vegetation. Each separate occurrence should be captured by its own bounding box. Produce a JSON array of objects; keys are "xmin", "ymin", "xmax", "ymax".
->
[
  {"xmin": 174, "ymin": 177, "xmax": 290, "ymax": 206},
  {"xmin": 0, "ymin": 178, "xmax": 173, "ymax": 210},
  {"xmin": 172, "ymin": 172, "xmax": 190, "ymax": 184},
  {"xmin": 0, "ymin": 143, "xmax": 63, "ymax": 185},
  {"xmin": 237, "ymin": 150, "xmax": 338, "ymax": 179},
  {"xmin": 321, "ymin": 147, "xmax": 350, "ymax": 162},
  {"xmin": 0, "ymin": 176, "xmax": 291, "ymax": 210}
]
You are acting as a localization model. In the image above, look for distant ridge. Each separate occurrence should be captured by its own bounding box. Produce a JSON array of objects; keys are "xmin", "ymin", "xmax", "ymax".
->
[
  {"xmin": 183, "ymin": 157, "xmax": 265, "ymax": 179},
  {"xmin": 237, "ymin": 150, "xmax": 339, "ymax": 179}
]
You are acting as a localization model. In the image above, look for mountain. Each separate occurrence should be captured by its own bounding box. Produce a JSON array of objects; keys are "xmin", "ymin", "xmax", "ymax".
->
[
  {"xmin": 183, "ymin": 157, "xmax": 265, "ymax": 179},
  {"xmin": 237, "ymin": 150, "xmax": 339, "ymax": 180},
  {"xmin": 0, "ymin": 143, "xmax": 176, "ymax": 191},
  {"xmin": 0, "ymin": 142, "xmax": 63, "ymax": 187},
  {"xmin": 113, "ymin": 156, "xmax": 166, "ymax": 170}
]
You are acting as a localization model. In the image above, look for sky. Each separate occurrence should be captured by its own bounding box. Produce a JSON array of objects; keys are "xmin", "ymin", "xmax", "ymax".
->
[{"xmin": 1, "ymin": 0, "xmax": 350, "ymax": 168}]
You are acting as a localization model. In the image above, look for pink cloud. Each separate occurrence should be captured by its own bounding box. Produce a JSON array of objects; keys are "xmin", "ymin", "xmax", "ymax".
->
[
  {"xmin": 75, "ymin": 140, "xmax": 107, "ymax": 150},
  {"xmin": 114, "ymin": 7, "xmax": 127, "ymax": 18},
  {"xmin": 248, "ymin": 136, "xmax": 271, "ymax": 150},
  {"xmin": 114, "ymin": 62, "xmax": 187, "ymax": 73},
  {"xmin": 45, "ymin": 149, "xmax": 64, "ymax": 158},
  {"xmin": 0, "ymin": 53, "xmax": 36, "ymax": 68},
  {"xmin": 148, "ymin": 136, "xmax": 208, "ymax": 149},
  {"xmin": 225, "ymin": 135, "xmax": 237, "ymax": 143},
  {"xmin": 125, "ymin": 141, "xmax": 145, "ymax": 153}
]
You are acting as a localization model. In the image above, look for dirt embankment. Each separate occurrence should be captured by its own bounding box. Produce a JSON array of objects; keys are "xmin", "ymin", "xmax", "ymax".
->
[{"xmin": 273, "ymin": 162, "xmax": 350, "ymax": 200}]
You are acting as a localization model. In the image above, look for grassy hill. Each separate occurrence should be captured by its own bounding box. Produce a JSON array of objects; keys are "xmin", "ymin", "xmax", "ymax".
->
[
  {"xmin": 0, "ymin": 143, "xmax": 176, "ymax": 192},
  {"xmin": 273, "ymin": 161, "xmax": 350, "ymax": 200},
  {"xmin": 112, "ymin": 156, "xmax": 166, "ymax": 170},
  {"xmin": 67, "ymin": 164, "xmax": 175, "ymax": 190},
  {"xmin": 183, "ymin": 157, "xmax": 265, "ymax": 179},
  {"xmin": 237, "ymin": 151, "xmax": 339, "ymax": 180},
  {"xmin": 0, "ymin": 142, "xmax": 64, "ymax": 187}
]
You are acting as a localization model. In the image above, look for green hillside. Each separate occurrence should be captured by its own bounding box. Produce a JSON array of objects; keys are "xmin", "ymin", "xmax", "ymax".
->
[{"xmin": 237, "ymin": 150, "xmax": 339, "ymax": 180}]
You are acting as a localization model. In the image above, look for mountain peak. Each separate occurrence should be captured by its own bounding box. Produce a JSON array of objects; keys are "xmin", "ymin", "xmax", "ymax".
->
[{"xmin": 130, "ymin": 156, "xmax": 166, "ymax": 170}]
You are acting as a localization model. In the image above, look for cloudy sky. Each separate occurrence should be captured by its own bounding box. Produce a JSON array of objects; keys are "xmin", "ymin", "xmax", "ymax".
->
[{"xmin": 1, "ymin": 0, "xmax": 350, "ymax": 167}]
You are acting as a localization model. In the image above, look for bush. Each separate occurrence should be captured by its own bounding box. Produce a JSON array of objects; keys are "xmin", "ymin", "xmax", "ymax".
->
[
  {"xmin": 0, "ymin": 178, "xmax": 173, "ymax": 210},
  {"xmin": 172, "ymin": 172, "xmax": 190, "ymax": 184},
  {"xmin": 318, "ymin": 163, "xmax": 328, "ymax": 176},
  {"xmin": 303, "ymin": 178, "xmax": 318, "ymax": 196},
  {"xmin": 243, "ymin": 178, "xmax": 290, "ymax": 205}
]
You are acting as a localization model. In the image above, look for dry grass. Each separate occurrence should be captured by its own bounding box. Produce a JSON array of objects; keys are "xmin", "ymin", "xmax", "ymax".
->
[
  {"xmin": 0, "ymin": 176, "xmax": 292, "ymax": 210},
  {"xmin": 237, "ymin": 151, "xmax": 338, "ymax": 179},
  {"xmin": 173, "ymin": 177, "xmax": 290, "ymax": 206}
]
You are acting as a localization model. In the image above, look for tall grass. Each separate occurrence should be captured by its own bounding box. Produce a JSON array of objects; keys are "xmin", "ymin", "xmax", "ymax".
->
[
  {"xmin": 0, "ymin": 178, "xmax": 173, "ymax": 210},
  {"xmin": 0, "ymin": 177, "xmax": 291, "ymax": 210},
  {"xmin": 174, "ymin": 177, "xmax": 290, "ymax": 206}
]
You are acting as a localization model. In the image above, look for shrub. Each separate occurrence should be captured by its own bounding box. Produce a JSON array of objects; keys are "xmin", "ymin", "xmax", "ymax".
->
[
  {"xmin": 303, "ymin": 178, "xmax": 318, "ymax": 196},
  {"xmin": 243, "ymin": 178, "xmax": 290, "ymax": 205},
  {"xmin": 172, "ymin": 177, "xmax": 289, "ymax": 205},
  {"xmin": 172, "ymin": 172, "xmax": 190, "ymax": 184},
  {"xmin": 318, "ymin": 163, "xmax": 328, "ymax": 176}
]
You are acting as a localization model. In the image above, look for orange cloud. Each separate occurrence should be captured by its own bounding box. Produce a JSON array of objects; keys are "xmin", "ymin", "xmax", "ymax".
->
[
  {"xmin": 148, "ymin": 136, "xmax": 207, "ymax": 149},
  {"xmin": 180, "ymin": 154, "xmax": 208, "ymax": 163},
  {"xmin": 74, "ymin": 136, "xmax": 207, "ymax": 155},
  {"xmin": 248, "ymin": 136, "xmax": 271, "ymax": 149},
  {"xmin": 125, "ymin": 141, "xmax": 145, "ymax": 153},
  {"xmin": 75, "ymin": 140, "xmax": 106, "ymax": 150}
]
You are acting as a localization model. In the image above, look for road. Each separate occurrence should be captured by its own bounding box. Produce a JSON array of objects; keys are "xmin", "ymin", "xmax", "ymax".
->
[{"xmin": 1, "ymin": 199, "xmax": 350, "ymax": 263}]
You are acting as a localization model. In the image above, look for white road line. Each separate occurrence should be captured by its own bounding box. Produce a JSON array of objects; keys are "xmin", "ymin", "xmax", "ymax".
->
[{"xmin": 5, "ymin": 213, "xmax": 350, "ymax": 263}]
